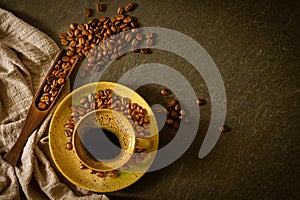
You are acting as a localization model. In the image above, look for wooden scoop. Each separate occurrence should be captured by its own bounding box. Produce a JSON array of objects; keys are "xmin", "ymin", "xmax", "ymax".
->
[{"xmin": 4, "ymin": 49, "xmax": 79, "ymax": 166}]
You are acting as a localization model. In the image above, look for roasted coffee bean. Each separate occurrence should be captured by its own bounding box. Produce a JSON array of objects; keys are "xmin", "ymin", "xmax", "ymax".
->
[
  {"xmin": 170, "ymin": 111, "xmax": 179, "ymax": 119},
  {"xmin": 71, "ymin": 111, "xmax": 78, "ymax": 117},
  {"xmin": 38, "ymin": 102, "xmax": 47, "ymax": 110},
  {"xmin": 219, "ymin": 125, "xmax": 231, "ymax": 132},
  {"xmin": 69, "ymin": 23, "xmax": 77, "ymax": 30},
  {"xmin": 146, "ymin": 38, "xmax": 154, "ymax": 46},
  {"xmin": 57, "ymin": 77, "xmax": 65, "ymax": 85},
  {"xmin": 79, "ymin": 70, "xmax": 86, "ymax": 77},
  {"xmin": 116, "ymin": 14, "xmax": 125, "ymax": 21},
  {"xmin": 80, "ymin": 163, "xmax": 86, "ymax": 169},
  {"xmin": 180, "ymin": 109, "xmax": 186, "ymax": 116},
  {"xmin": 84, "ymin": 8, "xmax": 92, "ymax": 17},
  {"xmin": 184, "ymin": 117, "xmax": 190, "ymax": 124},
  {"xmin": 109, "ymin": 170, "xmax": 118, "ymax": 178},
  {"xmin": 62, "ymin": 56, "xmax": 70, "ymax": 62},
  {"xmin": 172, "ymin": 122, "xmax": 179, "ymax": 129},
  {"xmin": 169, "ymin": 130, "xmax": 176, "ymax": 137},
  {"xmin": 166, "ymin": 119, "xmax": 174, "ymax": 125},
  {"xmin": 160, "ymin": 88, "xmax": 169, "ymax": 96},
  {"xmin": 65, "ymin": 123, "xmax": 74, "ymax": 129},
  {"xmin": 40, "ymin": 95, "xmax": 50, "ymax": 103},
  {"xmin": 60, "ymin": 39, "xmax": 68, "ymax": 46},
  {"xmin": 145, "ymin": 32, "xmax": 153, "ymax": 39},
  {"xmin": 96, "ymin": 3, "xmax": 104, "ymax": 12},
  {"xmin": 58, "ymin": 33, "xmax": 67, "ymax": 39},
  {"xmin": 136, "ymin": 34, "xmax": 143, "ymax": 41},
  {"xmin": 43, "ymin": 84, "xmax": 50, "ymax": 93},
  {"xmin": 124, "ymin": 3, "xmax": 134, "ymax": 12},
  {"xmin": 88, "ymin": 93, "xmax": 94, "ymax": 102},
  {"xmin": 65, "ymin": 130, "xmax": 72, "ymax": 137},
  {"xmin": 123, "ymin": 16, "xmax": 132, "ymax": 23},
  {"xmin": 197, "ymin": 98, "xmax": 205, "ymax": 105},
  {"xmin": 66, "ymin": 142, "xmax": 73, "ymax": 150},
  {"xmin": 166, "ymin": 99, "xmax": 176, "ymax": 107},
  {"xmin": 97, "ymin": 171, "xmax": 105, "ymax": 178},
  {"xmin": 140, "ymin": 48, "xmax": 149, "ymax": 54},
  {"xmin": 163, "ymin": 108, "xmax": 169, "ymax": 116},
  {"xmin": 117, "ymin": 7, "xmax": 124, "ymax": 14}
]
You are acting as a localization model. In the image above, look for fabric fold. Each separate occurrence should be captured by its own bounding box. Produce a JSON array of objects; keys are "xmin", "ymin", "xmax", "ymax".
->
[{"xmin": 0, "ymin": 8, "xmax": 108, "ymax": 200}]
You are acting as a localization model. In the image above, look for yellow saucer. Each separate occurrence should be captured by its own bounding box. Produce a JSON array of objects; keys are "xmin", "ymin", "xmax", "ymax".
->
[{"xmin": 49, "ymin": 82, "xmax": 159, "ymax": 192}]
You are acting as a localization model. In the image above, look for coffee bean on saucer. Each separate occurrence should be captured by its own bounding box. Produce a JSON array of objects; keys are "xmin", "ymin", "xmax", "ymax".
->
[
  {"xmin": 166, "ymin": 99, "xmax": 176, "ymax": 107},
  {"xmin": 65, "ymin": 130, "xmax": 72, "ymax": 137},
  {"xmin": 170, "ymin": 111, "xmax": 179, "ymax": 119},
  {"xmin": 174, "ymin": 104, "xmax": 181, "ymax": 112},
  {"xmin": 166, "ymin": 118, "xmax": 174, "ymax": 125},
  {"xmin": 97, "ymin": 171, "xmax": 105, "ymax": 178},
  {"xmin": 109, "ymin": 170, "xmax": 119, "ymax": 178},
  {"xmin": 160, "ymin": 88, "xmax": 169, "ymax": 96},
  {"xmin": 80, "ymin": 96, "xmax": 88, "ymax": 104},
  {"xmin": 172, "ymin": 122, "xmax": 179, "ymax": 129},
  {"xmin": 80, "ymin": 163, "xmax": 86, "ymax": 169},
  {"xmin": 65, "ymin": 123, "xmax": 74, "ymax": 129},
  {"xmin": 66, "ymin": 142, "xmax": 73, "ymax": 150}
]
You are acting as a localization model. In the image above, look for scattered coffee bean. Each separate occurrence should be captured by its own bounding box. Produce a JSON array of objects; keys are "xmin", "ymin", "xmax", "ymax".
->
[
  {"xmin": 197, "ymin": 98, "xmax": 205, "ymax": 105},
  {"xmin": 184, "ymin": 117, "xmax": 190, "ymax": 124},
  {"xmin": 166, "ymin": 119, "xmax": 174, "ymax": 125},
  {"xmin": 84, "ymin": 8, "xmax": 92, "ymax": 17},
  {"xmin": 219, "ymin": 125, "xmax": 231, "ymax": 132},
  {"xmin": 140, "ymin": 48, "xmax": 149, "ymax": 54},
  {"xmin": 117, "ymin": 7, "xmax": 124, "ymax": 14},
  {"xmin": 96, "ymin": 4, "xmax": 104, "ymax": 12},
  {"xmin": 145, "ymin": 32, "xmax": 153, "ymax": 39},
  {"xmin": 146, "ymin": 38, "xmax": 154, "ymax": 46},
  {"xmin": 124, "ymin": 3, "xmax": 134, "ymax": 12}
]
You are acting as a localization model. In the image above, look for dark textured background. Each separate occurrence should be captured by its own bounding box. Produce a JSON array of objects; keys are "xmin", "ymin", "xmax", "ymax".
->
[{"xmin": 1, "ymin": 0, "xmax": 299, "ymax": 199}]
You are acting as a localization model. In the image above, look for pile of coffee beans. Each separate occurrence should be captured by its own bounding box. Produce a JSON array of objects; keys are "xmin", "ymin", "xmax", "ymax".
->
[
  {"xmin": 58, "ymin": 4, "xmax": 154, "ymax": 77},
  {"xmin": 64, "ymin": 89, "xmax": 151, "ymax": 178},
  {"xmin": 36, "ymin": 51, "xmax": 79, "ymax": 110},
  {"xmin": 154, "ymin": 88, "xmax": 193, "ymax": 138}
]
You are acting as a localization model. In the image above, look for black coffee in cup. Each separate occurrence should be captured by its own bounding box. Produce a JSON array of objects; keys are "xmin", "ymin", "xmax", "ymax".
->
[{"xmin": 80, "ymin": 128, "xmax": 121, "ymax": 160}]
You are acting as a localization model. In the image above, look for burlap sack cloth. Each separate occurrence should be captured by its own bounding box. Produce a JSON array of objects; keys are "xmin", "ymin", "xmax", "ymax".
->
[{"xmin": 0, "ymin": 8, "xmax": 109, "ymax": 200}]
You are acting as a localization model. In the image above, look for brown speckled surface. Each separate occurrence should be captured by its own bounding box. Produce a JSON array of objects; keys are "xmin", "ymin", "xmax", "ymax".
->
[{"xmin": 0, "ymin": 0, "xmax": 299, "ymax": 199}]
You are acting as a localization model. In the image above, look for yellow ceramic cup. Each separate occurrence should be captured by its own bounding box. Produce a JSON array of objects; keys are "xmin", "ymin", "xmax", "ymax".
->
[{"xmin": 72, "ymin": 109, "xmax": 152, "ymax": 171}]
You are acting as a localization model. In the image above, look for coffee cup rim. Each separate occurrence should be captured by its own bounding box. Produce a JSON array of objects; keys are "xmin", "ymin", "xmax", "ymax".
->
[{"xmin": 72, "ymin": 109, "xmax": 136, "ymax": 171}]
